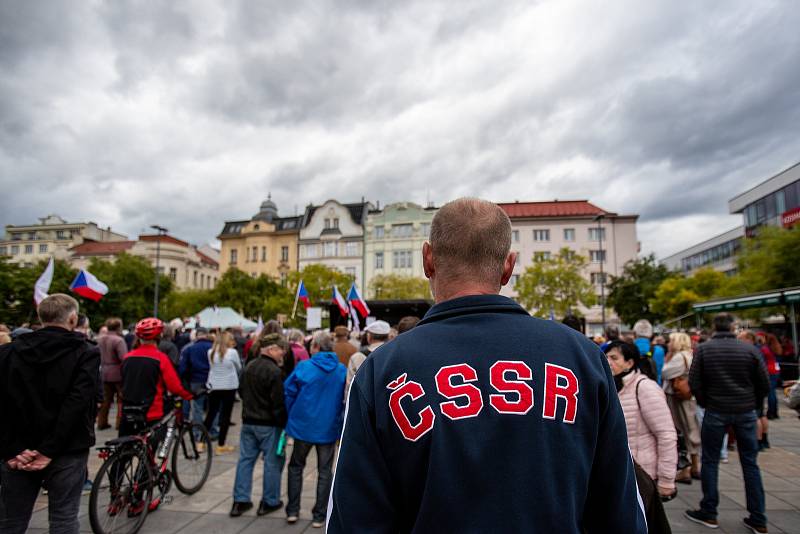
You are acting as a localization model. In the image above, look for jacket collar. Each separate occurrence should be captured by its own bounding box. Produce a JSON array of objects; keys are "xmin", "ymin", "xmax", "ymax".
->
[
  {"xmin": 711, "ymin": 332, "xmax": 736, "ymax": 339},
  {"xmin": 418, "ymin": 294, "xmax": 529, "ymax": 326}
]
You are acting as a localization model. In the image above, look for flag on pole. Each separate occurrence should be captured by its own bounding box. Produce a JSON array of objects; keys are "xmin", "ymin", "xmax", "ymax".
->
[
  {"xmin": 350, "ymin": 305, "xmax": 361, "ymax": 335},
  {"xmin": 332, "ymin": 286, "xmax": 349, "ymax": 317},
  {"xmin": 292, "ymin": 280, "xmax": 310, "ymax": 318},
  {"xmin": 347, "ymin": 283, "xmax": 370, "ymax": 318},
  {"xmin": 69, "ymin": 269, "xmax": 109, "ymax": 302},
  {"xmin": 34, "ymin": 257, "xmax": 54, "ymax": 306},
  {"xmin": 254, "ymin": 316, "xmax": 264, "ymax": 337},
  {"xmin": 549, "ymin": 305, "xmax": 556, "ymax": 321}
]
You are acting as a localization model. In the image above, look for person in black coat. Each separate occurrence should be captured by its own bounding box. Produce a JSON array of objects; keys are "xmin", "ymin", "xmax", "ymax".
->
[{"xmin": 0, "ymin": 294, "xmax": 100, "ymax": 534}]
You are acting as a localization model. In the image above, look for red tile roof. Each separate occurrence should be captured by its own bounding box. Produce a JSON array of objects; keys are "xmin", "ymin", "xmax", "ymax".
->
[
  {"xmin": 498, "ymin": 200, "xmax": 612, "ymax": 218},
  {"xmin": 139, "ymin": 234, "xmax": 189, "ymax": 247},
  {"xmin": 70, "ymin": 240, "xmax": 136, "ymax": 256}
]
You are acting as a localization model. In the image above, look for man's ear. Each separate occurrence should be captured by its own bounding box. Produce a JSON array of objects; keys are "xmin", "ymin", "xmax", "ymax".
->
[
  {"xmin": 500, "ymin": 251, "xmax": 517, "ymax": 286},
  {"xmin": 422, "ymin": 242, "xmax": 435, "ymax": 279}
]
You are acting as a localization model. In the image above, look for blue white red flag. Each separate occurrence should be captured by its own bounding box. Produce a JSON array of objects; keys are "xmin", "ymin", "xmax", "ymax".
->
[
  {"xmin": 347, "ymin": 283, "xmax": 370, "ymax": 318},
  {"xmin": 34, "ymin": 257, "xmax": 54, "ymax": 305},
  {"xmin": 69, "ymin": 269, "xmax": 109, "ymax": 302},
  {"xmin": 332, "ymin": 286, "xmax": 349, "ymax": 317},
  {"xmin": 296, "ymin": 281, "xmax": 310, "ymax": 309}
]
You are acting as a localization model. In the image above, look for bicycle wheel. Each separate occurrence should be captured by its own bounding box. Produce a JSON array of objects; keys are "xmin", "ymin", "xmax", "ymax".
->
[
  {"xmin": 172, "ymin": 422, "xmax": 212, "ymax": 494},
  {"xmin": 89, "ymin": 447, "xmax": 155, "ymax": 534}
]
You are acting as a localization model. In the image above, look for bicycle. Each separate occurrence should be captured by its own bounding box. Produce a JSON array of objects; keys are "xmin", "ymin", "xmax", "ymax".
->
[{"xmin": 88, "ymin": 395, "xmax": 213, "ymax": 534}]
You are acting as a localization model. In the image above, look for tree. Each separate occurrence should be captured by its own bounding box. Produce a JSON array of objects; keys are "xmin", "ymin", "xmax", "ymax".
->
[
  {"xmin": 606, "ymin": 254, "xmax": 672, "ymax": 326},
  {"xmin": 0, "ymin": 258, "xmax": 77, "ymax": 326},
  {"xmin": 370, "ymin": 274, "xmax": 430, "ymax": 300},
  {"xmin": 286, "ymin": 264, "xmax": 355, "ymax": 307},
  {"xmin": 515, "ymin": 248, "xmax": 596, "ymax": 318},
  {"xmin": 651, "ymin": 268, "xmax": 731, "ymax": 320},
  {"xmin": 735, "ymin": 226, "xmax": 800, "ymax": 293}
]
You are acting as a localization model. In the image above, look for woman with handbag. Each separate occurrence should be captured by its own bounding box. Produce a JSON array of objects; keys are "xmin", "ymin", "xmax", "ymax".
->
[{"xmin": 662, "ymin": 332, "xmax": 701, "ymax": 483}]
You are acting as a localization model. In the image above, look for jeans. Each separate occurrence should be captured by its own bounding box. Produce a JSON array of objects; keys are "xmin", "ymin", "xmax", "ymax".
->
[
  {"xmin": 696, "ymin": 406, "xmax": 728, "ymax": 460},
  {"xmin": 767, "ymin": 374, "xmax": 780, "ymax": 418},
  {"xmin": 204, "ymin": 389, "xmax": 236, "ymax": 446},
  {"xmin": 0, "ymin": 451, "xmax": 88, "ymax": 534},
  {"xmin": 287, "ymin": 439, "xmax": 336, "ymax": 522},
  {"xmin": 233, "ymin": 424, "xmax": 285, "ymax": 505},
  {"xmin": 97, "ymin": 381, "xmax": 123, "ymax": 429},
  {"xmin": 187, "ymin": 382, "xmax": 218, "ymax": 437},
  {"xmin": 700, "ymin": 409, "xmax": 766, "ymax": 527}
]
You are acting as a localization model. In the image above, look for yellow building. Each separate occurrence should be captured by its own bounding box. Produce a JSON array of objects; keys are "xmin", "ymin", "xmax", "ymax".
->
[{"xmin": 217, "ymin": 196, "xmax": 301, "ymax": 284}]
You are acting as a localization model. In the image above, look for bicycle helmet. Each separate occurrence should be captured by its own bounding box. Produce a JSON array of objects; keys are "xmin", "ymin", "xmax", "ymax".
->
[{"xmin": 135, "ymin": 317, "xmax": 164, "ymax": 340}]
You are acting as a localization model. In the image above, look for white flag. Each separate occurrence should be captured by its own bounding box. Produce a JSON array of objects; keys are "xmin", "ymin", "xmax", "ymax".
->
[{"xmin": 34, "ymin": 257, "xmax": 54, "ymax": 306}]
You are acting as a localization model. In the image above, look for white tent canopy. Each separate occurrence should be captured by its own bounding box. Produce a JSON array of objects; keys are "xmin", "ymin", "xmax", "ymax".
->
[{"xmin": 194, "ymin": 306, "xmax": 258, "ymax": 332}]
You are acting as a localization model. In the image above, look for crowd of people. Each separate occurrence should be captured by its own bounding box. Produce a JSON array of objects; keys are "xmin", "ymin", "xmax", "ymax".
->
[{"xmin": 1, "ymin": 198, "xmax": 798, "ymax": 534}]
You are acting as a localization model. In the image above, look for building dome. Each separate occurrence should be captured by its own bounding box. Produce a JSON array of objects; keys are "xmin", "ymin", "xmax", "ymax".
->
[{"xmin": 253, "ymin": 194, "xmax": 279, "ymax": 222}]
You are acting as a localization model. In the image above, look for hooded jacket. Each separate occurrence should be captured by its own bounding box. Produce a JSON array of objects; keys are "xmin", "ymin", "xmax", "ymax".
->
[
  {"xmin": 327, "ymin": 295, "xmax": 646, "ymax": 534},
  {"xmin": 0, "ymin": 326, "xmax": 100, "ymax": 460},
  {"xmin": 284, "ymin": 351, "xmax": 346, "ymax": 444}
]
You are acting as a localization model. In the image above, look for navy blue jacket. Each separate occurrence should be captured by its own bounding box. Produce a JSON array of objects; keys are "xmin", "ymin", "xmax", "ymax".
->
[
  {"xmin": 284, "ymin": 352, "xmax": 346, "ymax": 444},
  {"xmin": 328, "ymin": 295, "xmax": 646, "ymax": 533},
  {"xmin": 178, "ymin": 338, "xmax": 212, "ymax": 384}
]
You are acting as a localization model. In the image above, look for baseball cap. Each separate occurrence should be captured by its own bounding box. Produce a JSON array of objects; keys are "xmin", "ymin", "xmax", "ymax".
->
[{"xmin": 365, "ymin": 320, "xmax": 390, "ymax": 335}]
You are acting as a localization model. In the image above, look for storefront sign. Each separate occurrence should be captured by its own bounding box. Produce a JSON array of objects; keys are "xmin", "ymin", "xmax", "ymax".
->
[{"xmin": 782, "ymin": 206, "xmax": 800, "ymax": 228}]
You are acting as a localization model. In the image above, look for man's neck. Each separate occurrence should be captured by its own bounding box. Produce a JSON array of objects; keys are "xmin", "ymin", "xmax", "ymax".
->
[
  {"xmin": 433, "ymin": 284, "xmax": 499, "ymax": 304},
  {"xmin": 42, "ymin": 322, "xmax": 70, "ymax": 330}
]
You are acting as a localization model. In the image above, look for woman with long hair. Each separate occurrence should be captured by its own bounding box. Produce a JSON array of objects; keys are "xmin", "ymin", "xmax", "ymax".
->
[
  {"xmin": 604, "ymin": 341, "xmax": 677, "ymax": 500},
  {"xmin": 662, "ymin": 332, "xmax": 701, "ymax": 482},
  {"xmin": 205, "ymin": 331, "xmax": 242, "ymax": 454},
  {"xmin": 760, "ymin": 332, "xmax": 783, "ymax": 421}
]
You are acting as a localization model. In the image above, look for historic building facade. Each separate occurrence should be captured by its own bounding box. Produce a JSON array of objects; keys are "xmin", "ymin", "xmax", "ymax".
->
[
  {"xmin": 217, "ymin": 196, "xmax": 301, "ymax": 284},
  {"xmin": 363, "ymin": 202, "xmax": 437, "ymax": 298},
  {"xmin": 298, "ymin": 200, "xmax": 372, "ymax": 288}
]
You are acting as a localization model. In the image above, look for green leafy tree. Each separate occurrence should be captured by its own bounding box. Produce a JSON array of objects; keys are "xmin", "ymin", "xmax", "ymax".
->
[
  {"xmin": 286, "ymin": 264, "xmax": 355, "ymax": 307},
  {"xmin": 735, "ymin": 226, "xmax": 800, "ymax": 292},
  {"xmin": 0, "ymin": 258, "xmax": 77, "ymax": 326},
  {"xmin": 606, "ymin": 254, "xmax": 672, "ymax": 325},
  {"xmin": 515, "ymin": 248, "xmax": 596, "ymax": 318},
  {"xmin": 370, "ymin": 274, "xmax": 430, "ymax": 300},
  {"xmin": 651, "ymin": 268, "xmax": 731, "ymax": 320}
]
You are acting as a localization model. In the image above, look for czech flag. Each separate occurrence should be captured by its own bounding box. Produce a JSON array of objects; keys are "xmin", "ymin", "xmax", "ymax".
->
[
  {"xmin": 296, "ymin": 280, "xmax": 310, "ymax": 309},
  {"xmin": 332, "ymin": 286, "xmax": 349, "ymax": 317},
  {"xmin": 69, "ymin": 269, "xmax": 109, "ymax": 302},
  {"xmin": 347, "ymin": 283, "xmax": 370, "ymax": 318}
]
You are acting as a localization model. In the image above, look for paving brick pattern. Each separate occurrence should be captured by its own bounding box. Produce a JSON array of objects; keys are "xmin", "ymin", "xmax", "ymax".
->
[{"xmin": 27, "ymin": 402, "xmax": 800, "ymax": 533}]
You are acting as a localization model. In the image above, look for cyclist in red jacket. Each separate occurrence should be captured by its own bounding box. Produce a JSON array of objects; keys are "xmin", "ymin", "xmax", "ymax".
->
[{"xmin": 120, "ymin": 318, "xmax": 193, "ymax": 437}]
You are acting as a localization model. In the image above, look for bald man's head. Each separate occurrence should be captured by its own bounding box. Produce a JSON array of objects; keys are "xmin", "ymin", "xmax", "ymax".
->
[{"xmin": 428, "ymin": 198, "xmax": 512, "ymax": 285}]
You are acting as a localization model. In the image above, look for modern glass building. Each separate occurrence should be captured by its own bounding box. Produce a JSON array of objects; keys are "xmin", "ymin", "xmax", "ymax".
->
[{"xmin": 729, "ymin": 161, "xmax": 800, "ymax": 235}]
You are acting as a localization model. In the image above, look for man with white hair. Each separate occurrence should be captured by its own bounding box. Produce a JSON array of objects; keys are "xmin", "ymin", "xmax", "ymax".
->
[
  {"xmin": 346, "ymin": 320, "xmax": 391, "ymax": 391},
  {"xmin": 327, "ymin": 198, "xmax": 646, "ymax": 533},
  {"xmin": 633, "ymin": 319, "xmax": 664, "ymax": 384}
]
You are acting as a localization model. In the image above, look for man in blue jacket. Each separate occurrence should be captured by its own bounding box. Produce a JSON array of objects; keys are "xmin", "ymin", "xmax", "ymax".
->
[
  {"xmin": 283, "ymin": 330, "xmax": 346, "ymax": 528},
  {"xmin": 327, "ymin": 198, "xmax": 647, "ymax": 533},
  {"xmin": 178, "ymin": 327, "xmax": 216, "ymax": 437}
]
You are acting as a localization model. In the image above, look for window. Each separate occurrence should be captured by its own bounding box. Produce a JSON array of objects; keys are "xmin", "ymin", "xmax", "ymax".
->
[
  {"xmin": 280, "ymin": 272, "xmax": 287, "ymax": 285},
  {"xmin": 11, "ymin": 245, "xmax": 19, "ymax": 255},
  {"xmin": 746, "ymin": 204, "xmax": 757, "ymax": 227},
  {"xmin": 193, "ymin": 271, "xmax": 198, "ymax": 287},
  {"xmin": 24, "ymin": 244, "xmax": 33, "ymax": 254},
  {"xmin": 784, "ymin": 181, "xmax": 799, "ymax": 211},
  {"xmin": 590, "ymin": 250, "xmax": 606, "ymax": 263},
  {"xmin": 0, "ymin": 246, "xmax": 6, "ymax": 255},
  {"xmin": 252, "ymin": 246, "xmax": 258, "ymax": 262},
  {"xmin": 28, "ymin": 232, "xmax": 36, "ymax": 240},
  {"xmin": 200, "ymin": 274, "xmax": 205, "ymax": 287},
  {"xmin": 765, "ymin": 193, "xmax": 777, "ymax": 220},
  {"xmin": 533, "ymin": 251, "xmax": 551, "ymax": 261},
  {"xmin": 169, "ymin": 267, "xmax": 177, "ymax": 281},
  {"xmin": 532, "ymin": 229, "xmax": 550, "ymax": 241},
  {"xmin": 56, "ymin": 230, "xmax": 66, "ymax": 240},
  {"xmin": 324, "ymin": 241, "xmax": 336, "ymax": 257},
  {"xmin": 324, "ymin": 218, "xmax": 331, "ymax": 229},
  {"xmin": 345, "ymin": 242, "xmax": 359, "ymax": 257},
  {"xmin": 421, "ymin": 223, "xmax": 431, "ymax": 237},
  {"xmin": 345, "ymin": 267, "xmax": 356, "ymax": 278},
  {"xmin": 261, "ymin": 246, "xmax": 267, "ymax": 262},
  {"xmin": 590, "ymin": 273, "xmax": 607, "ymax": 285},
  {"xmin": 563, "ymin": 228, "xmax": 575, "ymax": 242},
  {"xmin": 375, "ymin": 252, "xmax": 384, "ymax": 269},
  {"xmin": 776, "ymin": 190, "xmax": 786, "ymax": 216},
  {"xmin": 374, "ymin": 226, "xmax": 385, "ymax": 238},
  {"xmin": 392, "ymin": 224, "xmax": 413, "ymax": 238},
  {"xmin": 588, "ymin": 227, "xmax": 606, "ymax": 241},
  {"xmin": 562, "ymin": 249, "xmax": 576, "ymax": 260},
  {"xmin": 281, "ymin": 246, "xmax": 289, "ymax": 261},
  {"xmin": 39, "ymin": 244, "xmax": 48, "ymax": 253},
  {"xmin": 253, "ymin": 224, "xmax": 260, "ymax": 230},
  {"xmin": 302, "ymin": 244, "xmax": 318, "ymax": 259},
  {"xmin": 230, "ymin": 249, "xmax": 238, "ymax": 264},
  {"xmin": 511, "ymin": 230, "xmax": 519, "ymax": 243},
  {"xmin": 393, "ymin": 250, "xmax": 413, "ymax": 268},
  {"xmin": 333, "ymin": 218, "xmax": 340, "ymax": 229}
]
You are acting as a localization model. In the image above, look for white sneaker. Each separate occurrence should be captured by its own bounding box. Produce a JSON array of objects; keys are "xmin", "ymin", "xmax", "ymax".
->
[
  {"xmin": 287, "ymin": 515, "xmax": 298, "ymax": 524},
  {"xmin": 312, "ymin": 520, "xmax": 325, "ymax": 528}
]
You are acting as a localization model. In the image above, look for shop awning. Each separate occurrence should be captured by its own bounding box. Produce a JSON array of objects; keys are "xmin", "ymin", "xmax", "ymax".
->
[{"xmin": 692, "ymin": 287, "xmax": 800, "ymax": 312}]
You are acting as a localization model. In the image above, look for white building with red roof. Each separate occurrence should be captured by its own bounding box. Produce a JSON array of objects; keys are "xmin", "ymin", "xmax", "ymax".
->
[{"xmin": 498, "ymin": 200, "xmax": 639, "ymax": 334}]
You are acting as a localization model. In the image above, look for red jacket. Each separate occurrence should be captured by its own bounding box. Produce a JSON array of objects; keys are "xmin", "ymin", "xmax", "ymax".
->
[
  {"xmin": 760, "ymin": 346, "xmax": 780, "ymax": 376},
  {"xmin": 122, "ymin": 344, "xmax": 192, "ymax": 422}
]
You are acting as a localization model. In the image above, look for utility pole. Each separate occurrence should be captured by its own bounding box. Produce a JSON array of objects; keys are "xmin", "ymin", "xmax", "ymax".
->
[
  {"xmin": 594, "ymin": 214, "xmax": 606, "ymax": 333},
  {"xmin": 151, "ymin": 225, "xmax": 168, "ymax": 317}
]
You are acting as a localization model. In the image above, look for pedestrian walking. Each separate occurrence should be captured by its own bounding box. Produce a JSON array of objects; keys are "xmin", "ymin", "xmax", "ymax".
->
[
  {"xmin": 686, "ymin": 313, "xmax": 770, "ymax": 532},
  {"xmin": 327, "ymin": 198, "xmax": 646, "ymax": 533},
  {"xmin": 96, "ymin": 317, "xmax": 127, "ymax": 430},
  {"xmin": 663, "ymin": 332, "xmax": 702, "ymax": 482},
  {"xmin": 284, "ymin": 331, "xmax": 346, "ymax": 528},
  {"xmin": 230, "ymin": 333, "xmax": 289, "ymax": 517},
  {"xmin": 0, "ymin": 294, "xmax": 100, "ymax": 534},
  {"xmin": 205, "ymin": 331, "xmax": 242, "ymax": 454}
]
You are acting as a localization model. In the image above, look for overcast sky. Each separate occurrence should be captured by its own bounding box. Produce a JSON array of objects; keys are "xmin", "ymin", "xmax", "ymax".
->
[{"xmin": 2, "ymin": 0, "xmax": 799, "ymax": 259}]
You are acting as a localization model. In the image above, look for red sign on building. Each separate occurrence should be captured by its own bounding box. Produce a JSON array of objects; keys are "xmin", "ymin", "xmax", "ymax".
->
[{"xmin": 782, "ymin": 206, "xmax": 800, "ymax": 228}]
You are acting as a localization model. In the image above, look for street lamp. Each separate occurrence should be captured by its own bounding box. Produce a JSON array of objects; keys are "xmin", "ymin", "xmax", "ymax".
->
[
  {"xmin": 151, "ymin": 225, "xmax": 168, "ymax": 317},
  {"xmin": 593, "ymin": 214, "xmax": 606, "ymax": 332}
]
